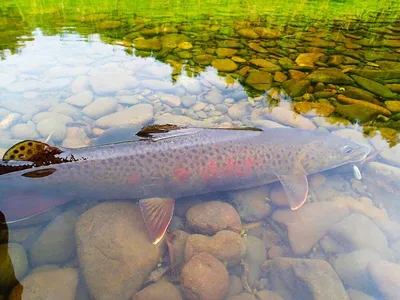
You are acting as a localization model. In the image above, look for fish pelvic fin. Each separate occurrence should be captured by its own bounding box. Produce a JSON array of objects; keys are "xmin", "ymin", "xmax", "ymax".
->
[
  {"xmin": 139, "ymin": 198, "xmax": 175, "ymax": 245},
  {"xmin": 276, "ymin": 174, "xmax": 309, "ymax": 210}
]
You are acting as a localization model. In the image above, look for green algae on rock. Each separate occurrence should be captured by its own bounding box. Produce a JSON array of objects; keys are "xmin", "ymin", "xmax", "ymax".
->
[
  {"xmin": 351, "ymin": 75, "xmax": 398, "ymax": 99},
  {"xmin": 281, "ymin": 79, "xmax": 310, "ymax": 97},
  {"xmin": 306, "ymin": 69, "xmax": 353, "ymax": 84},
  {"xmin": 211, "ymin": 59, "xmax": 238, "ymax": 72},
  {"xmin": 336, "ymin": 104, "xmax": 379, "ymax": 122},
  {"xmin": 245, "ymin": 71, "xmax": 273, "ymax": 90}
]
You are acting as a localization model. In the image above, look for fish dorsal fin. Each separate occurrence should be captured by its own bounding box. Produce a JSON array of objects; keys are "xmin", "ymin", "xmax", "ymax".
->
[
  {"xmin": 276, "ymin": 174, "xmax": 309, "ymax": 210},
  {"xmin": 139, "ymin": 198, "xmax": 175, "ymax": 245},
  {"xmin": 2, "ymin": 140, "xmax": 63, "ymax": 166},
  {"xmin": 137, "ymin": 124, "xmax": 202, "ymax": 141}
]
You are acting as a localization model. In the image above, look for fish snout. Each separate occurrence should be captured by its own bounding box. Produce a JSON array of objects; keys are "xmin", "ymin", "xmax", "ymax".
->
[{"xmin": 352, "ymin": 143, "xmax": 371, "ymax": 163}]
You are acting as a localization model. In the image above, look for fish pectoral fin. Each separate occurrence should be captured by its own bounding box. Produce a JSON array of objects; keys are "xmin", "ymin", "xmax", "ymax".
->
[
  {"xmin": 139, "ymin": 198, "xmax": 175, "ymax": 245},
  {"xmin": 276, "ymin": 174, "xmax": 309, "ymax": 210}
]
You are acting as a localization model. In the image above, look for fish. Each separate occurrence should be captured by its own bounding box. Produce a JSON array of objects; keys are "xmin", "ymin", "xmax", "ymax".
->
[{"xmin": 0, "ymin": 125, "xmax": 370, "ymax": 244}]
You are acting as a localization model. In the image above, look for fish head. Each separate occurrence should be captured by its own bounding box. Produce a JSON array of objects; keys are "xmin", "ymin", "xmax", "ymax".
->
[{"xmin": 300, "ymin": 132, "xmax": 371, "ymax": 174}]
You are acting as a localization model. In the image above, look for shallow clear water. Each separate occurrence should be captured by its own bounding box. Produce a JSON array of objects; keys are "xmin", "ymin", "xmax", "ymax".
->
[{"xmin": 1, "ymin": 0, "xmax": 400, "ymax": 299}]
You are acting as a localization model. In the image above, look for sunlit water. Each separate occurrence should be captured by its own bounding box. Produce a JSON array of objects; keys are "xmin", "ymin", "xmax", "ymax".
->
[{"xmin": 1, "ymin": 0, "xmax": 400, "ymax": 299}]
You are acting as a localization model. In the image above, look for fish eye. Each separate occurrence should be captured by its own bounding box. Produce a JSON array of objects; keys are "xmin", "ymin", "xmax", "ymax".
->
[{"xmin": 342, "ymin": 145, "xmax": 353, "ymax": 155}]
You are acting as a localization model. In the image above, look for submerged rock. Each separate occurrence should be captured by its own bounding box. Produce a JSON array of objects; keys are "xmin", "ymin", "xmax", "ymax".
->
[
  {"xmin": 263, "ymin": 107, "xmax": 317, "ymax": 130},
  {"xmin": 181, "ymin": 252, "xmax": 229, "ymax": 300},
  {"xmin": 134, "ymin": 280, "xmax": 182, "ymax": 300},
  {"xmin": 184, "ymin": 230, "xmax": 246, "ymax": 266},
  {"xmin": 9, "ymin": 268, "xmax": 79, "ymax": 300},
  {"xmin": 272, "ymin": 202, "xmax": 349, "ymax": 255},
  {"xmin": 336, "ymin": 104, "xmax": 378, "ymax": 123},
  {"xmin": 245, "ymin": 71, "xmax": 272, "ymax": 90},
  {"xmin": 306, "ymin": 69, "xmax": 353, "ymax": 84},
  {"xmin": 95, "ymin": 103, "xmax": 153, "ymax": 128},
  {"xmin": 351, "ymin": 75, "xmax": 398, "ymax": 99},
  {"xmin": 368, "ymin": 260, "xmax": 400, "ymax": 300},
  {"xmin": 186, "ymin": 201, "xmax": 242, "ymax": 235},
  {"xmin": 281, "ymin": 79, "xmax": 310, "ymax": 97},
  {"xmin": 76, "ymin": 202, "xmax": 165, "ymax": 299},
  {"xmin": 263, "ymin": 258, "xmax": 348, "ymax": 300},
  {"xmin": 230, "ymin": 186, "xmax": 272, "ymax": 221}
]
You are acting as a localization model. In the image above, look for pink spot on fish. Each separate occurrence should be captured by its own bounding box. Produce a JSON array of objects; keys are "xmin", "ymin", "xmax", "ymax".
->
[
  {"xmin": 201, "ymin": 159, "xmax": 218, "ymax": 181},
  {"xmin": 129, "ymin": 174, "xmax": 139, "ymax": 184},
  {"xmin": 174, "ymin": 168, "xmax": 190, "ymax": 182}
]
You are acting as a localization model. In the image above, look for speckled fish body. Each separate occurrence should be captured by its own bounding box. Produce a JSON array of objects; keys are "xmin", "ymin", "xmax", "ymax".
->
[{"xmin": 0, "ymin": 127, "xmax": 370, "ymax": 235}]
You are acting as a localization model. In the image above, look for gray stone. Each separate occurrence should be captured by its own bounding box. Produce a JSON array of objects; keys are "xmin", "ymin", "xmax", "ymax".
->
[
  {"xmin": 95, "ymin": 103, "xmax": 153, "ymax": 128},
  {"xmin": 32, "ymin": 112, "xmax": 73, "ymax": 124},
  {"xmin": 228, "ymin": 102, "xmax": 251, "ymax": 120},
  {"xmin": 346, "ymin": 289, "xmax": 376, "ymax": 300},
  {"xmin": 141, "ymin": 80, "xmax": 175, "ymax": 92},
  {"xmin": 36, "ymin": 119, "xmax": 67, "ymax": 142},
  {"xmin": 374, "ymin": 219, "xmax": 400, "ymax": 242},
  {"xmin": 204, "ymin": 91, "xmax": 224, "ymax": 105},
  {"xmin": 90, "ymin": 73, "xmax": 139, "ymax": 95},
  {"xmin": 265, "ymin": 258, "xmax": 349, "ymax": 300},
  {"xmin": 65, "ymin": 90, "xmax": 93, "ymax": 107},
  {"xmin": 29, "ymin": 210, "xmax": 78, "ymax": 266},
  {"xmin": 71, "ymin": 75, "xmax": 90, "ymax": 94},
  {"xmin": 328, "ymin": 214, "xmax": 388, "ymax": 253},
  {"xmin": 181, "ymin": 95, "xmax": 197, "ymax": 107},
  {"xmin": 368, "ymin": 260, "xmax": 400, "ymax": 300},
  {"xmin": 160, "ymin": 94, "xmax": 181, "ymax": 107},
  {"xmin": 82, "ymin": 97, "xmax": 118, "ymax": 119},
  {"xmin": 10, "ymin": 123, "xmax": 39, "ymax": 140},
  {"xmin": 49, "ymin": 103, "xmax": 81, "ymax": 120}
]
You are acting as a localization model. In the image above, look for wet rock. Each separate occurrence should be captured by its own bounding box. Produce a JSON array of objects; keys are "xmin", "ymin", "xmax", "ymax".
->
[
  {"xmin": 336, "ymin": 104, "xmax": 378, "ymax": 123},
  {"xmin": 160, "ymin": 94, "xmax": 181, "ymax": 107},
  {"xmin": 227, "ymin": 293, "xmax": 256, "ymax": 300},
  {"xmin": 294, "ymin": 102, "xmax": 335, "ymax": 117},
  {"xmin": 194, "ymin": 54, "xmax": 214, "ymax": 65},
  {"xmin": 328, "ymin": 214, "xmax": 388, "ymax": 253},
  {"xmin": 181, "ymin": 95, "xmax": 197, "ymax": 107},
  {"xmin": 62, "ymin": 126, "xmax": 90, "ymax": 148},
  {"xmin": 10, "ymin": 123, "xmax": 39, "ymax": 140},
  {"xmin": 0, "ymin": 243, "xmax": 28, "ymax": 292},
  {"xmin": 368, "ymin": 260, "xmax": 400, "ymax": 299},
  {"xmin": 92, "ymin": 124, "xmax": 142, "ymax": 146},
  {"xmin": 133, "ymin": 38, "xmax": 161, "ymax": 51},
  {"xmin": 65, "ymin": 90, "xmax": 93, "ymax": 107},
  {"xmin": 89, "ymin": 73, "xmax": 139, "ymax": 95},
  {"xmin": 184, "ymin": 230, "xmax": 246, "ymax": 266},
  {"xmin": 263, "ymin": 107, "xmax": 317, "ymax": 130},
  {"xmin": 50, "ymin": 103, "xmax": 81, "ymax": 120},
  {"xmin": 36, "ymin": 118, "xmax": 67, "ymax": 142},
  {"xmin": 95, "ymin": 103, "xmax": 153, "ymax": 128},
  {"xmin": 71, "ymin": 75, "xmax": 90, "ymax": 94},
  {"xmin": 247, "ymin": 43, "xmax": 267, "ymax": 53},
  {"xmin": 274, "ymin": 71, "xmax": 288, "ymax": 82},
  {"xmin": 181, "ymin": 252, "xmax": 229, "ymax": 300},
  {"xmin": 309, "ymin": 39, "xmax": 336, "ymax": 48},
  {"xmin": 272, "ymin": 202, "xmax": 349, "ymax": 255},
  {"xmin": 32, "ymin": 111, "xmax": 73, "ymax": 124},
  {"xmin": 252, "ymin": 119, "xmax": 287, "ymax": 129},
  {"xmin": 134, "ymin": 280, "xmax": 182, "ymax": 300},
  {"xmin": 237, "ymin": 28, "xmax": 259, "ymax": 39},
  {"xmin": 216, "ymin": 48, "xmax": 238, "ymax": 57},
  {"xmin": 281, "ymin": 79, "xmax": 310, "ymax": 97},
  {"xmin": 385, "ymin": 100, "xmax": 400, "ymax": 113},
  {"xmin": 256, "ymin": 290, "xmax": 284, "ymax": 300},
  {"xmin": 245, "ymin": 71, "xmax": 272, "ymax": 90},
  {"xmin": 295, "ymin": 53, "xmax": 324, "ymax": 68},
  {"xmin": 374, "ymin": 219, "xmax": 400, "ymax": 242},
  {"xmin": 76, "ymin": 202, "xmax": 165, "ymax": 299},
  {"xmin": 141, "ymin": 79, "xmax": 175, "ymax": 92},
  {"xmin": 30, "ymin": 264, "xmax": 60, "ymax": 274},
  {"xmin": 288, "ymin": 70, "xmax": 306, "ymax": 79},
  {"xmin": 230, "ymin": 186, "xmax": 272, "ymax": 221},
  {"xmin": 333, "ymin": 249, "xmax": 382, "ymax": 292},
  {"xmin": 386, "ymin": 83, "xmax": 400, "ymax": 93},
  {"xmin": 82, "ymin": 97, "xmax": 117, "ymax": 119},
  {"xmin": 168, "ymin": 230, "xmax": 189, "ymax": 271},
  {"xmin": 342, "ymin": 87, "xmax": 376, "ymax": 102},
  {"xmin": 29, "ymin": 210, "xmax": 78, "ymax": 266},
  {"xmin": 244, "ymin": 236, "xmax": 267, "ymax": 288},
  {"xmin": 186, "ymin": 201, "xmax": 242, "ymax": 235},
  {"xmin": 228, "ymin": 102, "xmax": 251, "ymax": 120},
  {"xmin": 263, "ymin": 258, "xmax": 348, "ymax": 300},
  {"xmin": 306, "ymin": 69, "xmax": 353, "ymax": 84},
  {"xmin": 249, "ymin": 59, "xmax": 280, "ymax": 72},
  {"xmin": 5, "ymin": 225, "xmax": 43, "ymax": 244},
  {"xmin": 364, "ymin": 162, "xmax": 400, "ymax": 193},
  {"xmin": 9, "ymin": 268, "xmax": 79, "ymax": 300},
  {"xmin": 204, "ymin": 91, "xmax": 224, "ymax": 105},
  {"xmin": 253, "ymin": 27, "xmax": 279, "ymax": 38},
  {"xmin": 346, "ymin": 289, "xmax": 375, "ymax": 300},
  {"xmin": 211, "ymin": 59, "xmax": 238, "ymax": 72},
  {"xmin": 351, "ymin": 75, "xmax": 398, "ymax": 99},
  {"xmin": 227, "ymin": 275, "xmax": 244, "ymax": 296}
]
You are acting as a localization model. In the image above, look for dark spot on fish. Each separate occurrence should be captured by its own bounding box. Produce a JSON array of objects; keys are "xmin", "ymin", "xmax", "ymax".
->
[
  {"xmin": 152, "ymin": 154, "xmax": 157, "ymax": 159},
  {"xmin": 266, "ymin": 154, "xmax": 271, "ymax": 159},
  {"xmin": 140, "ymin": 154, "xmax": 145, "ymax": 159},
  {"xmin": 191, "ymin": 149, "xmax": 197, "ymax": 153},
  {"xmin": 13, "ymin": 149, "xmax": 19, "ymax": 154},
  {"xmin": 10, "ymin": 155, "xmax": 15, "ymax": 159},
  {"xmin": 147, "ymin": 158, "xmax": 152, "ymax": 163},
  {"xmin": 28, "ymin": 142, "xmax": 33, "ymax": 146},
  {"xmin": 277, "ymin": 154, "xmax": 280, "ymax": 159},
  {"xmin": 27, "ymin": 149, "xmax": 33, "ymax": 155},
  {"xmin": 20, "ymin": 146, "xmax": 25, "ymax": 151},
  {"xmin": 278, "ymin": 160, "xmax": 281, "ymax": 165}
]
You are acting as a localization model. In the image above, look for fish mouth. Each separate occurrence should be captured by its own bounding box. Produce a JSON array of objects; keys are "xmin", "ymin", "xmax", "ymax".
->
[{"xmin": 349, "ymin": 143, "xmax": 371, "ymax": 163}]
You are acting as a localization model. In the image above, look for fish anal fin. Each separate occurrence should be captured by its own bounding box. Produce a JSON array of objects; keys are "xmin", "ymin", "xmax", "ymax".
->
[
  {"xmin": 139, "ymin": 198, "xmax": 175, "ymax": 245},
  {"xmin": 277, "ymin": 174, "xmax": 309, "ymax": 210},
  {"xmin": 3, "ymin": 140, "xmax": 63, "ymax": 166}
]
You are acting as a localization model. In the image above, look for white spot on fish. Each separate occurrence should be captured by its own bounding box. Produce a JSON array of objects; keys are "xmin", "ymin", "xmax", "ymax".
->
[{"xmin": 352, "ymin": 164, "xmax": 362, "ymax": 180}]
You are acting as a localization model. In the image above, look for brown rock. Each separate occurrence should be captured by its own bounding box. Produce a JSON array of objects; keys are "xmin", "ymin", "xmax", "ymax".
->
[
  {"xmin": 168, "ymin": 230, "xmax": 189, "ymax": 271},
  {"xmin": 134, "ymin": 280, "xmax": 182, "ymax": 300},
  {"xmin": 269, "ymin": 185, "xmax": 289, "ymax": 207},
  {"xmin": 226, "ymin": 292, "xmax": 256, "ymax": 300},
  {"xmin": 289, "ymin": 70, "xmax": 306, "ymax": 79},
  {"xmin": 75, "ymin": 202, "xmax": 165, "ymax": 300},
  {"xmin": 256, "ymin": 290, "xmax": 284, "ymax": 300},
  {"xmin": 186, "ymin": 201, "xmax": 242, "ymax": 235},
  {"xmin": 245, "ymin": 71, "xmax": 273, "ymax": 90},
  {"xmin": 184, "ymin": 231, "xmax": 246, "ymax": 266},
  {"xmin": 181, "ymin": 252, "xmax": 229, "ymax": 300},
  {"xmin": 9, "ymin": 268, "xmax": 78, "ymax": 300}
]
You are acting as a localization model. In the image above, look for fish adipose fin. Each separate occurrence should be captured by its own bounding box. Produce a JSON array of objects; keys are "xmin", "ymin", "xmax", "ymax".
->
[
  {"xmin": 276, "ymin": 174, "xmax": 309, "ymax": 210},
  {"xmin": 139, "ymin": 198, "xmax": 175, "ymax": 245}
]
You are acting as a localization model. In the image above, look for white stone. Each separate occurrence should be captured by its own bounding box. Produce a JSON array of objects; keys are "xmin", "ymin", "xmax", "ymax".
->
[
  {"xmin": 65, "ymin": 90, "xmax": 93, "ymax": 107},
  {"xmin": 71, "ymin": 75, "xmax": 90, "ymax": 94},
  {"xmin": 82, "ymin": 97, "xmax": 118, "ymax": 119},
  {"xmin": 264, "ymin": 107, "xmax": 317, "ymax": 130},
  {"xmin": 141, "ymin": 80, "xmax": 175, "ymax": 92},
  {"xmin": 252, "ymin": 119, "xmax": 287, "ymax": 128},
  {"xmin": 10, "ymin": 123, "xmax": 40, "ymax": 140},
  {"xmin": 160, "ymin": 94, "xmax": 181, "ymax": 107},
  {"xmin": 90, "ymin": 73, "xmax": 139, "ymax": 95},
  {"xmin": 36, "ymin": 119, "xmax": 67, "ymax": 142},
  {"xmin": 95, "ymin": 103, "xmax": 153, "ymax": 128},
  {"xmin": 228, "ymin": 102, "xmax": 251, "ymax": 120},
  {"xmin": 117, "ymin": 95, "xmax": 142, "ymax": 105},
  {"xmin": 32, "ymin": 112, "xmax": 73, "ymax": 124},
  {"xmin": 49, "ymin": 103, "xmax": 81, "ymax": 120},
  {"xmin": 0, "ymin": 73, "xmax": 16, "ymax": 88}
]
